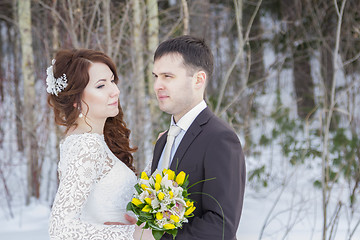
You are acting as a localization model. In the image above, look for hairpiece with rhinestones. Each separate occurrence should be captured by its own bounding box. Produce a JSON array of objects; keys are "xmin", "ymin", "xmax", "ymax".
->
[{"xmin": 46, "ymin": 59, "xmax": 68, "ymax": 96}]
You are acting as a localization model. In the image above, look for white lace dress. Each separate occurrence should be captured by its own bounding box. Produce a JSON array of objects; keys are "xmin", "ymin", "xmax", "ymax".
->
[{"xmin": 49, "ymin": 133, "xmax": 137, "ymax": 240}]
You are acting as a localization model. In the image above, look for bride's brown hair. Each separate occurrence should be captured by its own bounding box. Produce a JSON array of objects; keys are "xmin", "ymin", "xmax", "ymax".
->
[{"xmin": 47, "ymin": 49, "xmax": 137, "ymax": 172}]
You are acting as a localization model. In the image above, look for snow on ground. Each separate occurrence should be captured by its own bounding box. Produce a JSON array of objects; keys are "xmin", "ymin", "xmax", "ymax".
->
[{"xmin": 0, "ymin": 203, "xmax": 50, "ymax": 240}]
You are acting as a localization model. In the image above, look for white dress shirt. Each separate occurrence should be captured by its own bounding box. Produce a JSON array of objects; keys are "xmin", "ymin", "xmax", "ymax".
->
[{"xmin": 157, "ymin": 100, "xmax": 207, "ymax": 170}]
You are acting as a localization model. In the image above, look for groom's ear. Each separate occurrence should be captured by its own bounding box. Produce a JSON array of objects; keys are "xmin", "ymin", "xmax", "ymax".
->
[{"xmin": 194, "ymin": 71, "xmax": 206, "ymax": 90}]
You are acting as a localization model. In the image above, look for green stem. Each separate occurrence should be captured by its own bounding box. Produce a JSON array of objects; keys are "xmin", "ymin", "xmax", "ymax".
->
[
  {"xmin": 191, "ymin": 191, "xmax": 225, "ymax": 240},
  {"xmin": 188, "ymin": 177, "xmax": 216, "ymax": 189}
]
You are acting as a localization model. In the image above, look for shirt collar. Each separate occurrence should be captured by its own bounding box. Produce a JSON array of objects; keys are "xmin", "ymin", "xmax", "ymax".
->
[{"xmin": 170, "ymin": 100, "xmax": 207, "ymax": 131}]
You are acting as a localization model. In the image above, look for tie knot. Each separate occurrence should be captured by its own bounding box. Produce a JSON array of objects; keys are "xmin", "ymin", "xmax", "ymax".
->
[{"xmin": 168, "ymin": 125, "xmax": 181, "ymax": 137}]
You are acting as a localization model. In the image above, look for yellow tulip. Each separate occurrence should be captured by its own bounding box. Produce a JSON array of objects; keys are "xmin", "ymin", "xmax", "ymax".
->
[
  {"xmin": 170, "ymin": 215, "xmax": 180, "ymax": 223},
  {"xmin": 186, "ymin": 200, "xmax": 193, "ymax": 207},
  {"xmin": 158, "ymin": 192, "xmax": 165, "ymax": 201},
  {"xmin": 141, "ymin": 184, "xmax": 148, "ymax": 190},
  {"xmin": 131, "ymin": 198, "xmax": 143, "ymax": 206},
  {"xmin": 142, "ymin": 205, "xmax": 152, "ymax": 212},
  {"xmin": 141, "ymin": 172, "xmax": 149, "ymax": 180},
  {"xmin": 175, "ymin": 171, "xmax": 186, "ymax": 185},
  {"xmin": 169, "ymin": 191, "xmax": 174, "ymax": 199},
  {"xmin": 144, "ymin": 198, "xmax": 152, "ymax": 205},
  {"xmin": 155, "ymin": 182, "xmax": 161, "ymax": 191},
  {"xmin": 163, "ymin": 223, "xmax": 176, "ymax": 229},
  {"xmin": 162, "ymin": 169, "xmax": 167, "ymax": 175},
  {"xmin": 156, "ymin": 212, "xmax": 163, "ymax": 220},
  {"xmin": 155, "ymin": 174, "xmax": 162, "ymax": 184},
  {"xmin": 166, "ymin": 169, "xmax": 175, "ymax": 180},
  {"xmin": 185, "ymin": 206, "xmax": 196, "ymax": 216}
]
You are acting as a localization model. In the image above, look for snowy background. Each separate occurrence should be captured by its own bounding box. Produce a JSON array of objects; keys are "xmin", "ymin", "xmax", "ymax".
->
[
  {"xmin": 1, "ymin": 46, "xmax": 359, "ymax": 240},
  {"xmin": 1, "ymin": 2, "xmax": 360, "ymax": 238}
]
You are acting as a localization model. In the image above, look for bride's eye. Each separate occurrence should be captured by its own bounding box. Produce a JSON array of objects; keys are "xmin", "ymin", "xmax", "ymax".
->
[{"xmin": 96, "ymin": 85, "xmax": 105, "ymax": 89}]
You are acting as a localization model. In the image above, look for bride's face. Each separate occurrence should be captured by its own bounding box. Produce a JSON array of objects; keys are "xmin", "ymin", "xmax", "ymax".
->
[{"xmin": 81, "ymin": 62, "xmax": 120, "ymax": 122}]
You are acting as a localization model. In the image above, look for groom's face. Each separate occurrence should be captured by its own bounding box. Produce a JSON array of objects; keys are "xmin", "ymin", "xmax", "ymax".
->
[{"xmin": 153, "ymin": 53, "xmax": 199, "ymax": 122}]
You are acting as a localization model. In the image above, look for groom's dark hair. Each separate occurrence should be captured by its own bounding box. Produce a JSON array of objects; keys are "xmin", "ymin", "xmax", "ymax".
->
[{"xmin": 154, "ymin": 35, "xmax": 214, "ymax": 81}]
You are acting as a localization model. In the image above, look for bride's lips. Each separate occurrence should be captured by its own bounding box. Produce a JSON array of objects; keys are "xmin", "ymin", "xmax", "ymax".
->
[{"xmin": 109, "ymin": 101, "xmax": 118, "ymax": 106}]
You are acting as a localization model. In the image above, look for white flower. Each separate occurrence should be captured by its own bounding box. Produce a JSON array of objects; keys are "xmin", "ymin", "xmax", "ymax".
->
[
  {"xmin": 161, "ymin": 175, "xmax": 174, "ymax": 189},
  {"xmin": 46, "ymin": 59, "xmax": 68, "ymax": 96},
  {"xmin": 151, "ymin": 197, "xmax": 160, "ymax": 209}
]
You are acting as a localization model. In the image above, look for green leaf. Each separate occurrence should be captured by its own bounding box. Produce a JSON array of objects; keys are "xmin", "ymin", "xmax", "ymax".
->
[
  {"xmin": 313, "ymin": 180, "xmax": 322, "ymax": 189},
  {"xmin": 259, "ymin": 134, "xmax": 270, "ymax": 146},
  {"xmin": 182, "ymin": 178, "xmax": 189, "ymax": 188},
  {"xmin": 166, "ymin": 229, "xmax": 178, "ymax": 239},
  {"xmin": 248, "ymin": 165, "xmax": 265, "ymax": 182},
  {"xmin": 135, "ymin": 184, "xmax": 142, "ymax": 194},
  {"xmin": 139, "ymin": 211, "xmax": 153, "ymax": 221},
  {"xmin": 148, "ymin": 221, "xmax": 166, "ymax": 231},
  {"xmin": 152, "ymin": 230, "xmax": 164, "ymax": 240},
  {"xmin": 126, "ymin": 202, "xmax": 132, "ymax": 211}
]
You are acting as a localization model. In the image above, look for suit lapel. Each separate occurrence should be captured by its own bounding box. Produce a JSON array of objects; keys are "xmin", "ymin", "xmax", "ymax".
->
[
  {"xmin": 170, "ymin": 107, "xmax": 212, "ymax": 171},
  {"xmin": 151, "ymin": 131, "xmax": 167, "ymax": 173}
]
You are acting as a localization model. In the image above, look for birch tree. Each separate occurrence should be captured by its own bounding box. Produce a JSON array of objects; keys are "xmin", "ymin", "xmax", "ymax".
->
[
  {"xmin": 146, "ymin": 0, "xmax": 161, "ymax": 138},
  {"xmin": 132, "ymin": 0, "xmax": 147, "ymax": 171},
  {"xmin": 18, "ymin": 0, "xmax": 40, "ymax": 204}
]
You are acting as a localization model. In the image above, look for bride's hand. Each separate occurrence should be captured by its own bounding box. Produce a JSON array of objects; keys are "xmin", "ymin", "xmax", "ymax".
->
[
  {"xmin": 134, "ymin": 224, "xmax": 155, "ymax": 240},
  {"xmin": 104, "ymin": 214, "xmax": 137, "ymax": 225}
]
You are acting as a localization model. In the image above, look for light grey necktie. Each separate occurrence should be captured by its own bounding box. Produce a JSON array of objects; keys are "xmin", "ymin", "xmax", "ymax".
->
[{"xmin": 160, "ymin": 125, "xmax": 181, "ymax": 170}]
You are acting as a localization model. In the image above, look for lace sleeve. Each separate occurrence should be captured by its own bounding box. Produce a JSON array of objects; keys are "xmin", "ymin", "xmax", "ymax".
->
[
  {"xmin": 143, "ymin": 158, "xmax": 152, "ymax": 176},
  {"xmin": 49, "ymin": 134, "xmax": 134, "ymax": 240}
]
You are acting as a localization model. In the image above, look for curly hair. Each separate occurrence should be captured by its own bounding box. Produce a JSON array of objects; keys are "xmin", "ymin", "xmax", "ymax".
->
[{"xmin": 47, "ymin": 49, "xmax": 137, "ymax": 172}]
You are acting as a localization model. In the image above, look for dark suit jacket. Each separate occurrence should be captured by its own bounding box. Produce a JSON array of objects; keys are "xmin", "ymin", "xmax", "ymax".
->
[{"xmin": 151, "ymin": 107, "xmax": 246, "ymax": 240}]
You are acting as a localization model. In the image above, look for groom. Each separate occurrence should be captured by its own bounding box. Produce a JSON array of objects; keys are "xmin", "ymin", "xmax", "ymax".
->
[{"xmin": 150, "ymin": 35, "xmax": 246, "ymax": 240}]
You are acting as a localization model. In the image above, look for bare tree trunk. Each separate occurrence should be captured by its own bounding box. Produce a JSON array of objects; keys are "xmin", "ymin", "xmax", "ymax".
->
[
  {"xmin": 215, "ymin": 0, "xmax": 262, "ymax": 116},
  {"xmin": 146, "ymin": 0, "xmax": 161, "ymax": 138},
  {"xmin": 181, "ymin": 0, "xmax": 189, "ymax": 35},
  {"xmin": 18, "ymin": 0, "xmax": 40, "ymax": 204},
  {"xmin": 0, "ymin": 23, "xmax": 4, "ymax": 103},
  {"xmin": 281, "ymin": 0, "xmax": 315, "ymax": 119},
  {"xmin": 321, "ymin": 1, "xmax": 347, "ymax": 239},
  {"xmin": 49, "ymin": 0, "xmax": 61, "ymax": 198},
  {"xmin": 103, "ymin": 0, "xmax": 112, "ymax": 57},
  {"xmin": 292, "ymin": 43, "xmax": 315, "ymax": 119},
  {"xmin": 51, "ymin": 0, "xmax": 59, "ymax": 53},
  {"xmin": 10, "ymin": 2, "xmax": 25, "ymax": 152},
  {"xmin": 248, "ymin": 14, "xmax": 265, "ymax": 87},
  {"xmin": 132, "ymin": 0, "xmax": 146, "ymax": 172},
  {"xmin": 13, "ymin": 30, "xmax": 24, "ymax": 152},
  {"xmin": 320, "ymin": 3, "xmax": 336, "ymax": 110}
]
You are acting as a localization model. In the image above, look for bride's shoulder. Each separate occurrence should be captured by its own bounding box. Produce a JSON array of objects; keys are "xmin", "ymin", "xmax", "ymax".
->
[{"xmin": 61, "ymin": 132, "xmax": 105, "ymax": 149}]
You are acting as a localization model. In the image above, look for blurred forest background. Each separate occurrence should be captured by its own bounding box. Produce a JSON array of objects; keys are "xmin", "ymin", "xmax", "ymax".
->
[{"xmin": 0, "ymin": 0, "xmax": 359, "ymax": 239}]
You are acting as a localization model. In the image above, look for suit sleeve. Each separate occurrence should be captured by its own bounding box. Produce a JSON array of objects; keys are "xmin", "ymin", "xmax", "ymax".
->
[{"xmin": 175, "ymin": 130, "xmax": 246, "ymax": 240}]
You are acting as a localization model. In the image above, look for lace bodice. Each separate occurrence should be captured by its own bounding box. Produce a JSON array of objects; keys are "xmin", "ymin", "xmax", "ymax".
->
[{"xmin": 49, "ymin": 133, "xmax": 137, "ymax": 240}]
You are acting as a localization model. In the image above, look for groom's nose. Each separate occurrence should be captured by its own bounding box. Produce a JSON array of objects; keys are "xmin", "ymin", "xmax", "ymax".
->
[{"xmin": 154, "ymin": 78, "xmax": 164, "ymax": 92}]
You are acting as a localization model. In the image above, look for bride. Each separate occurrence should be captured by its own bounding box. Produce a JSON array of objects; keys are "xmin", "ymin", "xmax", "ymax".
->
[{"xmin": 47, "ymin": 49, "xmax": 153, "ymax": 239}]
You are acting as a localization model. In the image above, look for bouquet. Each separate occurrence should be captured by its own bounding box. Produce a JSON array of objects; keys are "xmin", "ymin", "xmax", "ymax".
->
[{"xmin": 126, "ymin": 169, "xmax": 196, "ymax": 240}]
